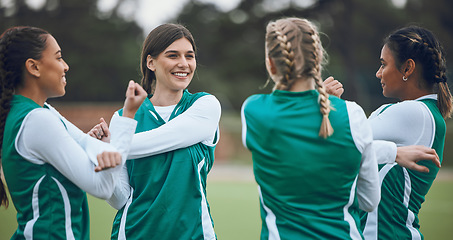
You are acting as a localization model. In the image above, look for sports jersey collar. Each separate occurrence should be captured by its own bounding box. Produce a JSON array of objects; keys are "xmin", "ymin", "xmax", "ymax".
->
[
  {"xmin": 12, "ymin": 95, "xmax": 44, "ymax": 108},
  {"xmin": 145, "ymin": 89, "xmax": 190, "ymax": 122},
  {"xmin": 415, "ymin": 94, "xmax": 437, "ymax": 101},
  {"xmin": 272, "ymin": 89, "xmax": 318, "ymax": 97}
]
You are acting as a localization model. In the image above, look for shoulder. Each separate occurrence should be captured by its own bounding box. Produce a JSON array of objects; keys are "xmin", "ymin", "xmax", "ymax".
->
[
  {"xmin": 24, "ymin": 107, "xmax": 63, "ymax": 127},
  {"xmin": 193, "ymin": 94, "xmax": 221, "ymax": 110},
  {"xmin": 380, "ymin": 100, "xmax": 429, "ymax": 118},
  {"xmin": 345, "ymin": 100, "xmax": 365, "ymax": 114},
  {"xmin": 243, "ymin": 94, "xmax": 268, "ymax": 107}
]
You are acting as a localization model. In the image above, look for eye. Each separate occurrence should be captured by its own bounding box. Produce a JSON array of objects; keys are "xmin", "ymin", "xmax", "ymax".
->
[
  {"xmin": 167, "ymin": 54, "xmax": 178, "ymax": 58},
  {"xmin": 186, "ymin": 54, "xmax": 195, "ymax": 59}
]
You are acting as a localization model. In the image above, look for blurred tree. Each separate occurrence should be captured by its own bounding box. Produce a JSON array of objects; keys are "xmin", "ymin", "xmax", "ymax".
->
[
  {"xmin": 1, "ymin": 0, "xmax": 451, "ymax": 112},
  {"xmin": 173, "ymin": 0, "xmax": 453, "ymax": 112},
  {"xmin": 0, "ymin": 0, "xmax": 143, "ymax": 102}
]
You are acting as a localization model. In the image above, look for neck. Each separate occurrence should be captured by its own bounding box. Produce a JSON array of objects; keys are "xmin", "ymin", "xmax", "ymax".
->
[
  {"xmin": 400, "ymin": 89, "xmax": 434, "ymax": 101},
  {"xmin": 15, "ymin": 85, "xmax": 46, "ymax": 107},
  {"xmin": 288, "ymin": 77, "xmax": 315, "ymax": 92},
  {"xmin": 151, "ymin": 88, "xmax": 184, "ymax": 106},
  {"xmin": 399, "ymin": 80, "xmax": 434, "ymax": 101}
]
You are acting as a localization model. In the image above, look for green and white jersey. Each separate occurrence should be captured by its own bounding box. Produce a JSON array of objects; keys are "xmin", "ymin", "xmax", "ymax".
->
[
  {"xmin": 361, "ymin": 94, "xmax": 445, "ymax": 240},
  {"xmin": 111, "ymin": 90, "xmax": 220, "ymax": 240},
  {"xmin": 2, "ymin": 95, "xmax": 136, "ymax": 240},
  {"xmin": 241, "ymin": 90, "xmax": 380, "ymax": 240}
]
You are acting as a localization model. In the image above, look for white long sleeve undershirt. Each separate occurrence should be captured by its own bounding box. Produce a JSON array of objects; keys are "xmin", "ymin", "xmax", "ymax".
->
[
  {"xmin": 15, "ymin": 103, "xmax": 137, "ymax": 199},
  {"xmin": 369, "ymin": 94, "xmax": 437, "ymax": 164},
  {"xmin": 107, "ymin": 94, "xmax": 222, "ymax": 209},
  {"xmin": 347, "ymin": 101, "xmax": 381, "ymax": 212}
]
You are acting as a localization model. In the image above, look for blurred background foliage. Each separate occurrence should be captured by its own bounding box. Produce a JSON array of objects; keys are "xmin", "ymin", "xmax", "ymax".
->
[{"xmin": 1, "ymin": 0, "xmax": 452, "ymax": 111}]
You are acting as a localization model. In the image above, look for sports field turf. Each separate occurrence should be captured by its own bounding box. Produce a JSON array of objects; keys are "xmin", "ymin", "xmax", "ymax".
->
[{"xmin": 0, "ymin": 168, "xmax": 452, "ymax": 239}]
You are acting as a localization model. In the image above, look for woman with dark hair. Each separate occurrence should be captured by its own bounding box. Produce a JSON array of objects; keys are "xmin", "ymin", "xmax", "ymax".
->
[
  {"xmin": 91, "ymin": 23, "xmax": 221, "ymax": 239},
  {"xmin": 358, "ymin": 25, "xmax": 452, "ymax": 240},
  {"xmin": 0, "ymin": 26, "xmax": 146, "ymax": 239}
]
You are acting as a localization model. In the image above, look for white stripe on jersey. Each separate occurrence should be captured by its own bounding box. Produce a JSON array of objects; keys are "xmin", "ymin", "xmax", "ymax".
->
[
  {"xmin": 118, "ymin": 188, "xmax": 134, "ymax": 240},
  {"xmin": 258, "ymin": 186, "xmax": 281, "ymax": 240},
  {"xmin": 363, "ymin": 163, "xmax": 396, "ymax": 240},
  {"xmin": 402, "ymin": 168, "xmax": 421, "ymax": 240},
  {"xmin": 24, "ymin": 175, "xmax": 45, "ymax": 240},
  {"xmin": 343, "ymin": 175, "xmax": 362, "ymax": 240},
  {"xmin": 197, "ymin": 159, "xmax": 216, "ymax": 239},
  {"xmin": 51, "ymin": 177, "xmax": 75, "ymax": 240}
]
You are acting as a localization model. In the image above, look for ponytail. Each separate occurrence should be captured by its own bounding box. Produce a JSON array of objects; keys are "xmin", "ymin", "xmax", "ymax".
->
[
  {"xmin": 0, "ymin": 26, "xmax": 48, "ymax": 208},
  {"xmin": 0, "ymin": 168, "xmax": 8, "ymax": 208},
  {"xmin": 437, "ymin": 82, "xmax": 453, "ymax": 119}
]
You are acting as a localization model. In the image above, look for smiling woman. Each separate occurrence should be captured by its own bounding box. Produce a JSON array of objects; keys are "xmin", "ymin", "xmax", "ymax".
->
[
  {"xmin": 0, "ymin": 26, "xmax": 147, "ymax": 239},
  {"xmin": 91, "ymin": 23, "xmax": 221, "ymax": 240}
]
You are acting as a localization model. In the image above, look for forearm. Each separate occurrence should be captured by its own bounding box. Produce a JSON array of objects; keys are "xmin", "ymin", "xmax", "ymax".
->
[
  {"xmin": 106, "ymin": 165, "xmax": 131, "ymax": 209},
  {"xmin": 20, "ymin": 109, "xmax": 131, "ymax": 199},
  {"xmin": 373, "ymin": 140, "xmax": 397, "ymax": 164},
  {"xmin": 118, "ymin": 95, "xmax": 221, "ymax": 159}
]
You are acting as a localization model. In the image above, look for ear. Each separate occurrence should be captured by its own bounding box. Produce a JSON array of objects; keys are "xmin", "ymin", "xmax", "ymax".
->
[
  {"xmin": 25, "ymin": 58, "xmax": 40, "ymax": 78},
  {"xmin": 146, "ymin": 55, "xmax": 156, "ymax": 71},
  {"xmin": 402, "ymin": 59, "xmax": 415, "ymax": 77},
  {"xmin": 266, "ymin": 56, "xmax": 277, "ymax": 75}
]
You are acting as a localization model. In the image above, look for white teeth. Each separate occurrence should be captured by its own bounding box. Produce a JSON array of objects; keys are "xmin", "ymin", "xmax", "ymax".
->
[{"xmin": 174, "ymin": 73, "xmax": 188, "ymax": 77}]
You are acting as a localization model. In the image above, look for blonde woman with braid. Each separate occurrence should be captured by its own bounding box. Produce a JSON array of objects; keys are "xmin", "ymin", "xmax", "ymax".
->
[{"xmin": 241, "ymin": 17, "xmax": 380, "ymax": 239}]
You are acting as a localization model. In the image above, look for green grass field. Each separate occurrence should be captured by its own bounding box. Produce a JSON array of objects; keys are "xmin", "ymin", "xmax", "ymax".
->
[{"xmin": 0, "ymin": 169, "xmax": 452, "ymax": 239}]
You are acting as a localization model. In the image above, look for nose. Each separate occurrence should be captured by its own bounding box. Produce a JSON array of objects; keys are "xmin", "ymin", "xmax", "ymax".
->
[
  {"xmin": 63, "ymin": 59, "xmax": 69, "ymax": 72},
  {"xmin": 177, "ymin": 56, "xmax": 189, "ymax": 68},
  {"xmin": 376, "ymin": 67, "xmax": 382, "ymax": 79}
]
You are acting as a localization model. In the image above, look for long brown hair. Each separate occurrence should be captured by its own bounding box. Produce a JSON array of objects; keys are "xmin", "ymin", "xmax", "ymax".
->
[{"xmin": 0, "ymin": 26, "xmax": 49, "ymax": 208}]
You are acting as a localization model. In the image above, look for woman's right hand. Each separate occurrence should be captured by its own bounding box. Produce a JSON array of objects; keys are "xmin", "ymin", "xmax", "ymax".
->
[
  {"xmin": 122, "ymin": 80, "xmax": 148, "ymax": 119},
  {"xmin": 94, "ymin": 151, "xmax": 122, "ymax": 172},
  {"xmin": 323, "ymin": 76, "xmax": 344, "ymax": 98}
]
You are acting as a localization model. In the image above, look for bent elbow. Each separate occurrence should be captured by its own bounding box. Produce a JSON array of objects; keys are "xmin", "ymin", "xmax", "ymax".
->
[
  {"xmin": 359, "ymin": 190, "xmax": 381, "ymax": 212},
  {"xmin": 360, "ymin": 202, "xmax": 378, "ymax": 212},
  {"xmin": 89, "ymin": 185, "xmax": 115, "ymax": 200}
]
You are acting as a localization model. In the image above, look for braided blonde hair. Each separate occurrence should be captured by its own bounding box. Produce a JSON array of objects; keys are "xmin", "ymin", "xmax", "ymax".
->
[{"xmin": 265, "ymin": 18, "xmax": 333, "ymax": 138}]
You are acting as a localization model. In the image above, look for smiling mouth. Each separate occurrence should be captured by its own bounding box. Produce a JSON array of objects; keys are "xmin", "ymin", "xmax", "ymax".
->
[{"xmin": 173, "ymin": 72, "xmax": 188, "ymax": 77}]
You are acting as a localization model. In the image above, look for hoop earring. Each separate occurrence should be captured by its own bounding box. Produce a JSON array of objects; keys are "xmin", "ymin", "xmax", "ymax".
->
[{"xmin": 403, "ymin": 76, "xmax": 408, "ymax": 81}]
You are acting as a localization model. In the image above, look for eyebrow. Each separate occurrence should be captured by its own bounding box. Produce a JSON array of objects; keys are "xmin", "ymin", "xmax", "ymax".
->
[
  {"xmin": 164, "ymin": 50, "xmax": 195, "ymax": 54},
  {"xmin": 55, "ymin": 50, "xmax": 62, "ymax": 55}
]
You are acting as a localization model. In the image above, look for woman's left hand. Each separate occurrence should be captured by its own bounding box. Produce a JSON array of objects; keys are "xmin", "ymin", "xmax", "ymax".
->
[
  {"xmin": 396, "ymin": 145, "xmax": 441, "ymax": 172},
  {"xmin": 88, "ymin": 118, "xmax": 111, "ymax": 143}
]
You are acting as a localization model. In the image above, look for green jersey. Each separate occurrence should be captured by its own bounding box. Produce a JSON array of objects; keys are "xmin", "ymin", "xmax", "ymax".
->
[
  {"xmin": 2, "ymin": 95, "xmax": 89, "ymax": 240},
  {"xmin": 242, "ymin": 90, "xmax": 379, "ymax": 240},
  {"xmin": 361, "ymin": 97, "xmax": 445, "ymax": 240},
  {"xmin": 111, "ymin": 90, "xmax": 217, "ymax": 240}
]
